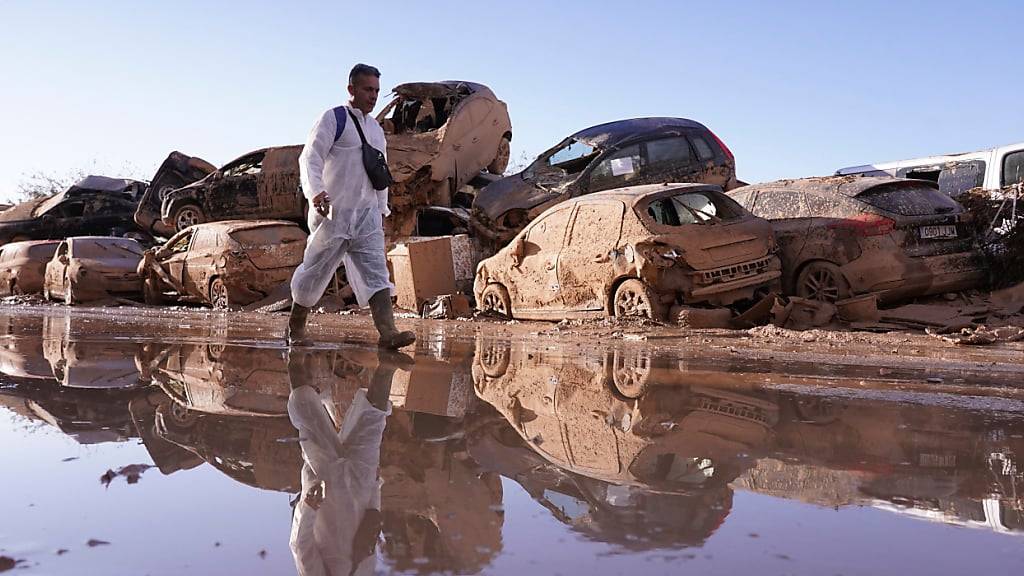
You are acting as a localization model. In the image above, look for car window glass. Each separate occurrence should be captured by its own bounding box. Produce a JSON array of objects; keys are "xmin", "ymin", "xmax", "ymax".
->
[
  {"xmin": 222, "ymin": 153, "xmax": 265, "ymax": 177},
  {"xmin": 645, "ymin": 137, "xmax": 695, "ymax": 171},
  {"xmin": 690, "ymin": 136, "xmax": 716, "ymax": 161},
  {"xmin": 646, "ymin": 191, "xmax": 744, "ymax": 226},
  {"xmin": 231, "ymin": 226, "xmax": 305, "ymax": 248},
  {"xmin": 54, "ymin": 200, "xmax": 85, "ymax": 218},
  {"xmin": 74, "ymin": 240, "xmax": 143, "ymax": 259},
  {"xmin": 856, "ymin": 183, "xmax": 959, "ymax": 216},
  {"xmin": 750, "ymin": 190, "xmax": 806, "ymax": 219},
  {"xmin": 169, "ymin": 231, "xmax": 193, "ymax": 253},
  {"xmin": 547, "ymin": 140, "xmax": 597, "ymax": 169},
  {"xmin": 526, "ymin": 208, "xmax": 572, "ymax": 250},
  {"xmin": 589, "ymin": 144, "xmax": 643, "ymax": 191},
  {"xmin": 29, "ymin": 244, "xmax": 58, "ymax": 260},
  {"xmin": 936, "ymin": 161, "xmax": 985, "ymax": 197},
  {"xmin": 1003, "ymin": 150, "xmax": 1024, "ymax": 187}
]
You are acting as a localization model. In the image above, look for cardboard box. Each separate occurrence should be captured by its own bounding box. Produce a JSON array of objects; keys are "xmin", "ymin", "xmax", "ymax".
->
[
  {"xmin": 387, "ymin": 237, "xmax": 456, "ymax": 312},
  {"xmin": 389, "ymin": 358, "xmax": 473, "ymax": 418}
]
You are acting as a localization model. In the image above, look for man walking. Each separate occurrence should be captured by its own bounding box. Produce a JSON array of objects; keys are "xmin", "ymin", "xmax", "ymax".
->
[{"xmin": 287, "ymin": 63, "xmax": 415, "ymax": 349}]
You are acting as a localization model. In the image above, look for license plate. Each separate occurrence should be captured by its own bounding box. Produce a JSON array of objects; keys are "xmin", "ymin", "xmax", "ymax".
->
[{"xmin": 919, "ymin": 224, "xmax": 957, "ymax": 239}]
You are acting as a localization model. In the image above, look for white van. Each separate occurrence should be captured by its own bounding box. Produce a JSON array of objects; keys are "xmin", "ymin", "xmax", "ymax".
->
[{"xmin": 836, "ymin": 142, "xmax": 1024, "ymax": 198}]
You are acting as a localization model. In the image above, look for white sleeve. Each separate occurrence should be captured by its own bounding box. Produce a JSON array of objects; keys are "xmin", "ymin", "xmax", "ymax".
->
[{"xmin": 299, "ymin": 109, "xmax": 336, "ymax": 201}]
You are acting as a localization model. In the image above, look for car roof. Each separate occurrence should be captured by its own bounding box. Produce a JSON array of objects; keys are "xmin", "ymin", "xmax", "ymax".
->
[
  {"xmin": 221, "ymin": 145, "xmax": 302, "ymax": 168},
  {"xmin": 392, "ymin": 81, "xmax": 494, "ymax": 99},
  {"xmin": 734, "ymin": 175, "xmax": 938, "ymax": 198},
  {"xmin": 1, "ymin": 240, "xmax": 60, "ymax": 251},
  {"xmin": 67, "ymin": 236, "xmax": 141, "ymax": 243},
  {"xmin": 556, "ymin": 183, "xmax": 722, "ymax": 209},
  {"xmin": 571, "ymin": 117, "xmax": 708, "ymax": 148},
  {"xmin": 191, "ymin": 219, "xmax": 302, "ymax": 233}
]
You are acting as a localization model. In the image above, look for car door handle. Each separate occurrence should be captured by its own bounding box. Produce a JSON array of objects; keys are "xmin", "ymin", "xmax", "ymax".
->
[
  {"xmin": 545, "ymin": 260, "xmax": 556, "ymax": 271},
  {"xmin": 592, "ymin": 254, "xmax": 609, "ymax": 263}
]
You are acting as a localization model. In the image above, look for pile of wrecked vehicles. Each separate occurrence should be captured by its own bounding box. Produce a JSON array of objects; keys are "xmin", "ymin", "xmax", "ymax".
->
[{"xmin": 0, "ymin": 82, "xmax": 1018, "ymax": 334}]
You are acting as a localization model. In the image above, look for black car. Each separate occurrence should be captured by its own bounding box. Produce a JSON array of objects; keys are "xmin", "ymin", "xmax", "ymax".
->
[
  {"xmin": 0, "ymin": 176, "xmax": 144, "ymax": 245},
  {"xmin": 471, "ymin": 117, "xmax": 739, "ymax": 246}
]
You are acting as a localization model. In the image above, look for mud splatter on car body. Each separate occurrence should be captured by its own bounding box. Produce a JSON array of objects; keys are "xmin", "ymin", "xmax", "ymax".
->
[
  {"xmin": 134, "ymin": 152, "xmax": 217, "ymax": 238},
  {"xmin": 43, "ymin": 236, "xmax": 145, "ymax": 304},
  {"xmin": 474, "ymin": 183, "xmax": 780, "ymax": 321},
  {"xmin": 729, "ymin": 176, "xmax": 986, "ymax": 303},
  {"xmin": 0, "ymin": 240, "xmax": 60, "ymax": 295}
]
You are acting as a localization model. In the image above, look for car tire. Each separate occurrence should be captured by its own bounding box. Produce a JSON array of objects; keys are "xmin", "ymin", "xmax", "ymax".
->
[
  {"xmin": 795, "ymin": 261, "xmax": 850, "ymax": 303},
  {"xmin": 477, "ymin": 340, "xmax": 511, "ymax": 379},
  {"xmin": 479, "ymin": 283, "xmax": 512, "ymax": 319},
  {"xmin": 208, "ymin": 277, "xmax": 229, "ymax": 309},
  {"xmin": 488, "ymin": 137, "xmax": 511, "ymax": 175},
  {"xmin": 610, "ymin": 349, "xmax": 651, "ymax": 399},
  {"xmin": 612, "ymin": 279, "xmax": 664, "ymax": 320},
  {"xmin": 173, "ymin": 203, "xmax": 205, "ymax": 232}
]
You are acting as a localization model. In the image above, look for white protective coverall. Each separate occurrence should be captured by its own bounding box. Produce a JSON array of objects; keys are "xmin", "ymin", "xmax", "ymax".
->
[
  {"xmin": 291, "ymin": 106, "xmax": 393, "ymax": 308},
  {"xmin": 288, "ymin": 386, "xmax": 390, "ymax": 576}
]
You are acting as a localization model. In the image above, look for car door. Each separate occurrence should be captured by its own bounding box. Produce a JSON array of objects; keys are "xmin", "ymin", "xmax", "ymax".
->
[
  {"xmin": 47, "ymin": 241, "xmax": 71, "ymax": 297},
  {"xmin": 643, "ymin": 136, "xmax": 701, "ymax": 185},
  {"xmin": 752, "ymin": 190, "xmax": 814, "ymax": 273},
  {"xmin": 212, "ymin": 152, "xmax": 264, "ymax": 217},
  {"xmin": 46, "ymin": 199, "xmax": 87, "ymax": 238},
  {"xmin": 183, "ymin": 228, "xmax": 219, "ymax": 295},
  {"xmin": 162, "ymin": 229, "xmax": 194, "ymax": 288},
  {"xmin": 510, "ymin": 205, "xmax": 573, "ymax": 315},
  {"xmin": 558, "ymin": 201, "xmax": 624, "ymax": 311},
  {"xmin": 580, "ymin": 143, "xmax": 644, "ymax": 196}
]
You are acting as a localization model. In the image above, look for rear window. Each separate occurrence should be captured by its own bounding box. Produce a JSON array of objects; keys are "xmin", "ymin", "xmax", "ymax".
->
[
  {"xmin": 73, "ymin": 240, "xmax": 143, "ymax": 258},
  {"xmin": 28, "ymin": 244, "xmax": 58, "ymax": 259},
  {"xmin": 229, "ymin": 226, "xmax": 305, "ymax": 248},
  {"xmin": 690, "ymin": 135, "xmax": 716, "ymax": 161},
  {"xmin": 645, "ymin": 190, "xmax": 745, "ymax": 226},
  {"xmin": 855, "ymin": 184, "xmax": 960, "ymax": 216}
]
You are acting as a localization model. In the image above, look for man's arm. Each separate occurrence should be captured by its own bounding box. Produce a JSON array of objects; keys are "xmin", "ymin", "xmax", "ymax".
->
[{"xmin": 299, "ymin": 110, "xmax": 336, "ymax": 212}]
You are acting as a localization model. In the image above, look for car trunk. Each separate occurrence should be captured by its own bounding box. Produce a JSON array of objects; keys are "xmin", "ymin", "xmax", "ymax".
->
[
  {"xmin": 650, "ymin": 217, "xmax": 773, "ymax": 271},
  {"xmin": 854, "ymin": 184, "xmax": 975, "ymax": 257},
  {"xmin": 228, "ymin": 227, "xmax": 306, "ymax": 271}
]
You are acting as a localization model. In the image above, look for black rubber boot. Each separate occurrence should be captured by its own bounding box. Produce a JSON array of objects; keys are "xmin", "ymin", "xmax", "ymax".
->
[
  {"xmin": 368, "ymin": 290, "xmax": 415, "ymax": 350},
  {"xmin": 286, "ymin": 303, "xmax": 312, "ymax": 347}
]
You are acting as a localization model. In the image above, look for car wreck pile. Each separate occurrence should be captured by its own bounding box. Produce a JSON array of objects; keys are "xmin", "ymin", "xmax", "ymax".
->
[{"xmin": 2, "ymin": 80, "xmax": 1022, "ymax": 337}]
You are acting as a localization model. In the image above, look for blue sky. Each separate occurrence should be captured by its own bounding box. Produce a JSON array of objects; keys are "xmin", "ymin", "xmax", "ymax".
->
[{"xmin": 1, "ymin": 0, "xmax": 1022, "ymax": 202}]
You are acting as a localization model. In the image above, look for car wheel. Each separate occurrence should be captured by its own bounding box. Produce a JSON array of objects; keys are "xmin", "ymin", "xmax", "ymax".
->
[
  {"xmin": 612, "ymin": 279, "xmax": 663, "ymax": 320},
  {"xmin": 479, "ymin": 283, "xmax": 511, "ymax": 318},
  {"xmin": 488, "ymin": 137, "xmax": 511, "ymax": 175},
  {"xmin": 610, "ymin": 349, "xmax": 651, "ymax": 399},
  {"xmin": 208, "ymin": 277, "xmax": 229, "ymax": 309},
  {"xmin": 173, "ymin": 203, "xmax": 205, "ymax": 232},
  {"xmin": 796, "ymin": 261, "xmax": 850, "ymax": 303},
  {"xmin": 478, "ymin": 341, "xmax": 511, "ymax": 379}
]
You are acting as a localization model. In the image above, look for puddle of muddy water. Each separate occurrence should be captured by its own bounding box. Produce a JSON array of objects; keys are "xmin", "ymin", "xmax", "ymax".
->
[{"xmin": 1, "ymin": 308, "xmax": 1024, "ymax": 575}]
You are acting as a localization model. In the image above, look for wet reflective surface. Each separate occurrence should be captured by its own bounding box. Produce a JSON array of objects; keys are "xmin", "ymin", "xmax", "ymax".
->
[{"xmin": 2, "ymin": 309, "xmax": 1024, "ymax": 575}]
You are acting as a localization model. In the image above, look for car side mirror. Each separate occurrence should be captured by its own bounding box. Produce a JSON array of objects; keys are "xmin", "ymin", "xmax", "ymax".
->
[{"xmin": 511, "ymin": 236, "xmax": 526, "ymax": 267}]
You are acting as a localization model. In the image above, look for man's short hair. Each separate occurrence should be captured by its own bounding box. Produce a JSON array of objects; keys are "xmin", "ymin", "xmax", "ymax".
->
[{"xmin": 349, "ymin": 63, "xmax": 381, "ymax": 85}]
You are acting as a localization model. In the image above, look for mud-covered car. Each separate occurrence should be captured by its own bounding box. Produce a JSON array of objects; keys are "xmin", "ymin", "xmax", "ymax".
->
[
  {"xmin": 134, "ymin": 151, "xmax": 216, "ymax": 238},
  {"xmin": 376, "ymin": 81, "xmax": 512, "ymax": 234},
  {"xmin": 0, "ymin": 176, "xmax": 144, "ymax": 245},
  {"xmin": 728, "ymin": 176, "xmax": 985, "ymax": 303},
  {"xmin": 139, "ymin": 220, "xmax": 306, "ymax": 308},
  {"xmin": 0, "ymin": 240, "xmax": 60, "ymax": 295},
  {"xmin": 474, "ymin": 183, "xmax": 780, "ymax": 321},
  {"xmin": 159, "ymin": 146, "xmax": 305, "ymax": 233},
  {"xmin": 43, "ymin": 237, "xmax": 144, "ymax": 304},
  {"xmin": 472, "ymin": 118, "xmax": 738, "ymax": 246}
]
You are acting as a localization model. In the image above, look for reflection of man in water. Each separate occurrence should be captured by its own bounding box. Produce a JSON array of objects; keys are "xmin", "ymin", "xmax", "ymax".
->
[{"xmin": 287, "ymin": 349, "xmax": 405, "ymax": 576}]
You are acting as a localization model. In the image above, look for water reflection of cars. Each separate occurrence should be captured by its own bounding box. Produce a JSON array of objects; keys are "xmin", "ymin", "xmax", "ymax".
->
[
  {"xmin": 474, "ymin": 184, "xmax": 781, "ymax": 321},
  {"xmin": 41, "ymin": 314, "xmax": 152, "ymax": 389}
]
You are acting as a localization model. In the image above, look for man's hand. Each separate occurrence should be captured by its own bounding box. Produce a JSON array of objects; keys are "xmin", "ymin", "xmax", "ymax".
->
[{"xmin": 312, "ymin": 191, "xmax": 330, "ymax": 216}]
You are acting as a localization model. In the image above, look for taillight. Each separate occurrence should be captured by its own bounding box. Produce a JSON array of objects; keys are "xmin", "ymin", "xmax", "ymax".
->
[
  {"xmin": 828, "ymin": 214, "xmax": 896, "ymax": 237},
  {"xmin": 708, "ymin": 130, "xmax": 734, "ymax": 161}
]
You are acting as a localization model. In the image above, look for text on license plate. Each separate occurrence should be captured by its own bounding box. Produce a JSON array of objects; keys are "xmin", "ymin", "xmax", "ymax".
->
[{"xmin": 919, "ymin": 225, "xmax": 957, "ymax": 239}]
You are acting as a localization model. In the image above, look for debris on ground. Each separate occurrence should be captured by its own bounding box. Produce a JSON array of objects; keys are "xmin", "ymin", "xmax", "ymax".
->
[
  {"xmin": 421, "ymin": 294, "xmax": 472, "ymax": 319},
  {"xmin": 388, "ymin": 236, "xmax": 457, "ymax": 313},
  {"xmin": 991, "ymin": 281, "xmax": 1024, "ymax": 315},
  {"xmin": 100, "ymin": 464, "xmax": 154, "ymax": 487},
  {"xmin": 772, "ymin": 297, "xmax": 836, "ymax": 330},
  {"xmin": 928, "ymin": 325, "xmax": 1024, "ymax": 346},
  {"xmin": 672, "ymin": 306, "xmax": 733, "ymax": 329},
  {"xmin": 958, "ymin": 185, "xmax": 1024, "ymax": 286},
  {"xmin": 836, "ymin": 294, "xmax": 880, "ymax": 323}
]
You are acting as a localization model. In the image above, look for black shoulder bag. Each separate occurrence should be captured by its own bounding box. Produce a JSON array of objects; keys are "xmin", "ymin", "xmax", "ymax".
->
[{"xmin": 346, "ymin": 108, "xmax": 394, "ymax": 191}]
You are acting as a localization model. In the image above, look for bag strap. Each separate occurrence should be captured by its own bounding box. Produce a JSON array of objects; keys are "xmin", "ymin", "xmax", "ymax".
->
[
  {"xmin": 332, "ymin": 106, "xmax": 348, "ymax": 143},
  {"xmin": 347, "ymin": 108, "xmax": 370, "ymax": 145}
]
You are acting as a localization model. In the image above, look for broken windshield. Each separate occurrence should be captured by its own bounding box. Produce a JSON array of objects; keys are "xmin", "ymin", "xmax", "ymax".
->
[{"xmin": 525, "ymin": 139, "xmax": 600, "ymax": 186}]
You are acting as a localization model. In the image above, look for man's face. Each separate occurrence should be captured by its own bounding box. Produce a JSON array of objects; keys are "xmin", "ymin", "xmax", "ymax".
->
[{"xmin": 348, "ymin": 74, "xmax": 380, "ymax": 114}]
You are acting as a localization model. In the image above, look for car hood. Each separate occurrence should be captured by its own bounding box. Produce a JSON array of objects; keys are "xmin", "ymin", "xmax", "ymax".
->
[{"xmin": 474, "ymin": 173, "xmax": 560, "ymax": 221}]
